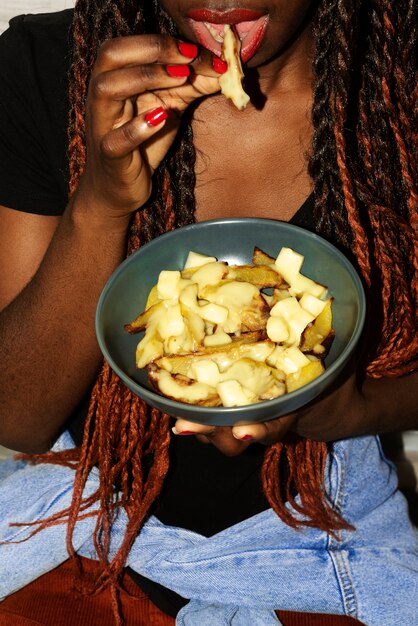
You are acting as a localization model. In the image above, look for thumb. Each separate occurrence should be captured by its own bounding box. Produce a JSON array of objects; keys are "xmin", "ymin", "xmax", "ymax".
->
[{"xmin": 232, "ymin": 414, "xmax": 296, "ymax": 446}]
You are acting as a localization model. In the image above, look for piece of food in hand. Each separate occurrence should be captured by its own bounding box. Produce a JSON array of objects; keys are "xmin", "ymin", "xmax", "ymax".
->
[
  {"xmin": 126, "ymin": 244, "xmax": 334, "ymax": 407},
  {"xmin": 219, "ymin": 24, "xmax": 250, "ymax": 111}
]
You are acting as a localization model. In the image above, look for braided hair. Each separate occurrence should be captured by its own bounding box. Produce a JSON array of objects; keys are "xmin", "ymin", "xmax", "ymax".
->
[{"xmin": 24, "ymin": 0, "xmax": 417, "ymax": 622}]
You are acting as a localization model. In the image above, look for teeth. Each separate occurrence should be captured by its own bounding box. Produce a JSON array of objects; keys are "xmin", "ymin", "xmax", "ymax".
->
[{"xmin": 204, "ymin": 22, "xmax": 225, "ymax": 43}]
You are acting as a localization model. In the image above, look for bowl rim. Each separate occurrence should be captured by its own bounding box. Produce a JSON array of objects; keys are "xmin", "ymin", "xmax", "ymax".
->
[{"xmin": 95, "ymin": 218, "xmax": 366, "ymax": 416}]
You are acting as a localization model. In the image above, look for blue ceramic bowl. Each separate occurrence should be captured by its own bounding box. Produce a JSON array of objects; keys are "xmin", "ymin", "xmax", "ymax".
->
[{"xmin": 96, "ymin": 219, "xmax": 366, "ymax": 425}]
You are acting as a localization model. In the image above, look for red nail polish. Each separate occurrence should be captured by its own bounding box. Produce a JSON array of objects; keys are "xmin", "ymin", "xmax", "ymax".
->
[
  {"xmin": 176, "ymin": 430, "xmax": 196, "ymax": 436},
  {"xmin": 145, "ymin": 107, "xmax": 168, "ymax": 127},
  {"xmin": 166, "ymin": 64, "xmax": 191, "ymax": 78},
  {"xmin": 212, "ymin": 56, "xmax": 228, "ymax": 74},
  {"xmin": 178, "ymin": 41, "xmax": 198, "ymax": 59},
  {"xmin": 240, "ymin": 434, "xmax": 254, "ymax": 441}
]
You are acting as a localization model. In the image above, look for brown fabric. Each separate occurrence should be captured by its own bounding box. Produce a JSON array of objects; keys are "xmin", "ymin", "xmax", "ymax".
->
[
  {"xmin": 277, "ymin": 611, "xmax": 366, "ymax": 625},
  {"xmin": 0, "ymin": 558, "xmax": 174, "ymax": 626},
  {"xmin": 0, "ymin": 557, "xmax": 366, "ymax": 626}
]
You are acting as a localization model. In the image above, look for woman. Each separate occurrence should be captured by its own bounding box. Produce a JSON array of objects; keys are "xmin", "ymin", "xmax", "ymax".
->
[{"xmin": 0, "ymin": 1, "xmax": 417, "ymax": 625}]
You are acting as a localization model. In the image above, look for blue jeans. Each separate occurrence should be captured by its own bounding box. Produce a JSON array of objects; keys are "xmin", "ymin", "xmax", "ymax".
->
[{"xmin": 0, "ymin": 432, "xmax": 417, "ymax": 626}]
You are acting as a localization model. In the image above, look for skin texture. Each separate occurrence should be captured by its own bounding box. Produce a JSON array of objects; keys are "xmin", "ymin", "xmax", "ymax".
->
[{"xmin": 0, "ymin": 0, "xmax": 417, "ymax": 454}]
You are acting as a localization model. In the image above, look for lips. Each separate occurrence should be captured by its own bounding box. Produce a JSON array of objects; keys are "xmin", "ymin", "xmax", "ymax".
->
[
  {"xmin": 186, "ymin": 9, "xmax": 269, "ymax": 62},
  {"xmin": 187, "ymin": 8, "xmax": 266, "ymax": 24}
]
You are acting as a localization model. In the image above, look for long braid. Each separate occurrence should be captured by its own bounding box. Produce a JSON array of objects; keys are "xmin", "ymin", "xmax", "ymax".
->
[
  {"xmin": 265, "ymin": 0, "xmax": 367, "ymax": 534},
  {"xmin": 309, "ymin": 0, "xmax": 345, "ymax": 240},
  {"xmin": 18, "ymin": 1, "xmax": 417, "ymax": 622},
  {"xmin": 309, "ymin": 0, "xmax": 417, "ymax": 375},
  {"xmin": 264, "ymin": 0, "xmax": 417, "ymax": 533}
]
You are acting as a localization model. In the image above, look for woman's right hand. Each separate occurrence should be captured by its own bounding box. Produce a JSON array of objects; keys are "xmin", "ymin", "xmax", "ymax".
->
[{"xmin": 73, "ymin": 34, "xmax": 223, "ymax": 220}]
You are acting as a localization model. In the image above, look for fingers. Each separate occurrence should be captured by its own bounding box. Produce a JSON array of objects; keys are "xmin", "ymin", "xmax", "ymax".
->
[
  {"xmin": 232, "ymin": 414, "xmax": 296, "ymax": 445},
  {"xmin": 94, "ymin": 35, "xmax": 198, "ymax": 74},
  {"xmin": 172, "ymin": 419, "xmax": 252, "ymax": 456},
  {"xmin": 88, "ymin": 62, "xmax": 191, "ymax": 137},
  {"xmin": 172, "ymin": 414, "xmax": 296, "ymax": 456},
  {"xmin": 78, "ymin": 34, "xmax": 225, "ymax": 216},
  {"xmin": 87, "ymin": 35, "xmax": 223, "ymax": 161},
  {"xmin": 90, "ymin": 35, "xmax": 222, "ymax": 115},
  {"xmin": 94, "ymin": 34, "xmax": 223, "ymax": 78},
  {"xmin": 97, "ymin": 104, "xmax": 168, "ymax": 160}
]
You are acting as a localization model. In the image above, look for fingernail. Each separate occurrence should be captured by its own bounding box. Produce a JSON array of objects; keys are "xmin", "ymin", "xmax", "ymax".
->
[
  {"xmin": 178, "ymin": 41, "xmax": 198, "ymax": 59},
  {"xmin": 212, "ymin": 56, "xmax": 228, "ymax": 74},
  {"xmin": 145, "ymin": 107, "xmax": 168, "ymax": 127},
  {"xmin": 172, "ymin": 427, "xmax": 196, "ymax": 436},
  {"xmin": 233, "ymin": 433, "xmax": 254, "ymax": 441},
  {"xmin": 166, "ymin": 64, "xmax": 191, "ymax": 78}
]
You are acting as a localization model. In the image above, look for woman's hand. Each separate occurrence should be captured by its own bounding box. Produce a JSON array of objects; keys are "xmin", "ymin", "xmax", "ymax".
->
[
  {"xmin": 72, "ymin": 34, "xmax": 223, "ymax": 220},
  {"xmin": 172, "ymin": 414, "xmax": 296, "ymax": 456},
  {"xmin": 171, "ymin": 366, "xmax": 418, "ymax": 456},
  {"xmin": 171, "ymin": 369, "xmax": 369, "ymax": 456}
]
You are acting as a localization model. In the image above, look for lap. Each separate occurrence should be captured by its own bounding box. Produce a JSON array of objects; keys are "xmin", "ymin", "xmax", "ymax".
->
[{"xmin": 0, "ymin": 558, "xmax": 366, "ymax": 626}]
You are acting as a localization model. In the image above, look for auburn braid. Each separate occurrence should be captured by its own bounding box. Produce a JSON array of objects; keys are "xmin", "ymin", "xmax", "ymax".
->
[
  {"xmin": 20, "ymin": 1, "xmax": 417, "ymax": 622},
  {"xmin": 311, "ymin": 0, "xmax": 418, "ymax": 376}
]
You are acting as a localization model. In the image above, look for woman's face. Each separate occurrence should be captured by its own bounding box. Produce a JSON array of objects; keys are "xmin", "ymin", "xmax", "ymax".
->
[{"xmin": 158, "ymin": 0, "xmax": 314, "ymax": 66}]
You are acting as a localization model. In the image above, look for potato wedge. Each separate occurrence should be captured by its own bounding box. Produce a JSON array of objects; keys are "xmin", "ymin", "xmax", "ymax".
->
[
  {"xmin": 136, "ymin": 335, "xmax": 164, "ymax": 369},
  {"xmin": 300, "ymin": 298, "xmax": 334, "ymax": 354},
  {"xmin": 145, "ymin": 284, "xmax": 160, "ymax": 310},
  {"xmin": 154, "ymin": 339, "xmax": 276, "ymax": 377},
  {"xmin": 147, "ymin": 364, "xmax": 222, "ymax": 406},
  {"xmin": 240, "ymin": 292, "xmax": 271, "ymax": 331},
  {"xmin": 221, "ymin": 358, "xmax": 285, "ymax": 397},
  {"xmin": 219, "ymin": 25, "xmax": 250, "ymax": 111},
  {"xmin": 252, "ymin": 246, "xmax": 276, "ymax": 266},
  {"xmin": 125, "ymin": 300, "xmax": 166, "ymax": 334},
  {"xmin": 226, "ymin": 264, "xmax": 286, "ymax": 288},
  {"xmin": 286, "ymin": 358, "xmax": 325, "ymax": 393},
  {"xmin": 199, "ymin": 281, "xmax": 270, "ymax": 333}
]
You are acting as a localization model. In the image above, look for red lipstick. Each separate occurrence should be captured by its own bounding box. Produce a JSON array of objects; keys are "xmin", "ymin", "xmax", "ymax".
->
[{"xmin": 187, "ymin": 8, "xmax": 266, "ymax": 24}]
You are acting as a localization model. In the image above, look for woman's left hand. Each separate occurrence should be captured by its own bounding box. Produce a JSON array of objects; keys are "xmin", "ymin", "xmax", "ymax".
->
[
  {"xmin": 172, "ymin": 413, "xmax": 296, "ymax": 456},
  {"xmin": 171, "ymin": 368, "xmax": 366, "ymax": 455},
  {"xmin": 172, "ymin": 366, "xmax": 418, "ymax": 456}
]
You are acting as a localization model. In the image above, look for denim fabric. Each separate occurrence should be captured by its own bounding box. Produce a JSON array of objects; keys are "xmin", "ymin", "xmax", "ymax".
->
[{"xmin": 0, "ymin": 431, "xmax": 417, "ymax": 626}]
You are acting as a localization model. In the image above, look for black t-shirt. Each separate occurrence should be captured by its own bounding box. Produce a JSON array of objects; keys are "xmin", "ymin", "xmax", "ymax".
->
[
  {"xmin": 0, "ymin": 10, "xmax": 316, "ymax": 617},
  {"xmin": 0, "ymin": 11, "xmax": 71, "ymax": 214}
]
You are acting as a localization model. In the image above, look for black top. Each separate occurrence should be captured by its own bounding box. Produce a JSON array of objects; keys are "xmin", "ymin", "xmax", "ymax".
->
[{"xmin": 0, "ymin": 10, "xmax": 316, "ymax": 617}]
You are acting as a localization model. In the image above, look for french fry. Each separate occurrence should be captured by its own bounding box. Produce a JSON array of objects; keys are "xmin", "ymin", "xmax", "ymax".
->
[
  {"xmin": 226, "ymin": 264, "xmax": 286, "ymax": 288},
  {"xmin": 286, "ymin": 359, "xmax": 325, "ymax": 393},
  {"xmin": 125, "ymin": 300, "xmax": 165, "ymax": 334},
  {"xmin": 252, "ymin": 246, "xmax": 276, "ymax": 266},
  {"xmin": 219, "ymin": 25, "xmax": 250, "ymax": 111},
  {"xmin": 148, "ymin": 365, "xmax": 222, "ymax": 406},
  {"xmin": 154, "ymin": 339, "xmax": 276, "ymax": 377},
  {"xmin": 300, "ymin": 298, "xmax": 334, "ymax": 355}
]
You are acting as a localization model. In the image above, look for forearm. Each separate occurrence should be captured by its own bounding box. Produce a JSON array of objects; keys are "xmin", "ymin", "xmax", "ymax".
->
[
  {"xmin": 0, "ymin": 201, "xmax": 130, "ymax": 453},
  {"xmin": 361, "ymin": 371, "xmax": 418, "ymax": 434},
  {"xmin": 293, "ymin": 368, "xmax": 418, "ymax": 442}
]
